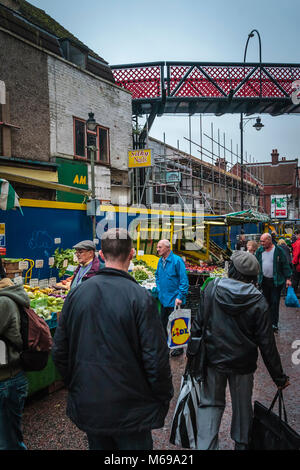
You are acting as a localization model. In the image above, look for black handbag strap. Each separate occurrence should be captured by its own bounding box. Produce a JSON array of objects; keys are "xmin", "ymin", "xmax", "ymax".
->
[
  {"xmin": 184, "ymin": 277, "xmax": 220, "ymax": 379},
  {"xmin": 269, "ymin": 390, "xmax": 288, "ymax": 423},
  {"xmin": 201, "ymin": 276, "xmax": 220, "ymax": 336}
]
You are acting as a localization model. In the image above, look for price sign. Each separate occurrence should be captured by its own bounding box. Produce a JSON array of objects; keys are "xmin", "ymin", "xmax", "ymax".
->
[
  {"xmin": 54, "ymin": 238, "xmax": 61, "ymax": 244},
  {"xmin": 30, "ymin": 278, "xmax": 39, "ymax": 287},
  {"xmin": 48, "ymin": 257, "xmax": 55, "ymax": 266},
  {"xmin": 39, "ymin": 279, "xmax": 49, "ymax": 288},
  {"xmin": 63, "ymin": 259, "xmax": 68, "ymax": 268},
  {"xmin": 35, "ymin": 260, "xmax": 44, "ymax": 268},
  {"xmin": 49, "ymin": 277, "xmax": 57, "ymax": 287},
  {"xmin": 19, "ymin": 261, "xmax": 29, "ymax": 270}
]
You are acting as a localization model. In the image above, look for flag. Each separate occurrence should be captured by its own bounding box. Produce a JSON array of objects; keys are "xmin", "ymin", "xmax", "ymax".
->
[{"xmin": 0, "ymin": 179, "xmax": 23, "ymax": 215}]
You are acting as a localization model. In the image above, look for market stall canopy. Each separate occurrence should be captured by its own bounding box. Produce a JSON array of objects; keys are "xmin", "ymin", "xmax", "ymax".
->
[
  {"xmin": 0, "ymin": 171, "xmax": 92, "ymax": 198},
  {"xmin": 222, "ymin": 209, "xmax": 270, "ymax": 225},
  {"xmin": 0, "ymin": 178, "xmax": 23, "ymax": 214}
]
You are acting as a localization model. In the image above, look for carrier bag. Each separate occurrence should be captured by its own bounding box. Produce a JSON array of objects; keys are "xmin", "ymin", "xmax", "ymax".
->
[
  {"xmin": 285, "ymin": 286, "xmax": 300, "ymax": 308},
  {"xmin": 167, "ymin": 306, "xmax": 191, "ymax": 349},
  {"xmin": 169, "ymin": 366, "xmax": 200, "ymax": 449},
  {"xmin": 249, "ymin": 390, "xmax": 300, "ymax": 450}
]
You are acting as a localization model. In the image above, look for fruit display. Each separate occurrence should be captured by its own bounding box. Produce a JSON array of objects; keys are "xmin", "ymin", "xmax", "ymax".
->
[
  {"xmin": 131, "ymin": 258, "xmax": 157, "ymax": 290},
  {"xmin": 185, "ymin": 261, "xmax": 226, "ymax": 277},
  {"xmin": 24, "ymin": 285, "xmax": 67, "ymax": 321}
]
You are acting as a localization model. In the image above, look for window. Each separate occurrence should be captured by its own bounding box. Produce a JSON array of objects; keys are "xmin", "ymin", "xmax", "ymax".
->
[
  {"xmin": 97, "ymin": 126, "xmax": 109, "ymax": 164},
  {"xmin": 74, "ymin": 118, "xmax": 86, "ymax": 158},
  {"xmin": 73, "ymin": 117, "xmax": 110, "ymax": 164}
]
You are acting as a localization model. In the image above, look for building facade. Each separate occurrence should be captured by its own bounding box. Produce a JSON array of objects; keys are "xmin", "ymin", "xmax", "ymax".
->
[
  {"xmin": 247, "ymin": 149, "xmax": 299, "ymax": 220},
  {"xmin": 132, "ymin": 136, "xmax": 262, "ymax": 214},
  {"xmin": 0, "ymin": 0, "xmax": 132, "ymax": 205}
]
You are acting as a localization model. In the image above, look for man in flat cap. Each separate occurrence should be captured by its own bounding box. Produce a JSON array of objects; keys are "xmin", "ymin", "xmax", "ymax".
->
[
  {"xmin": 70, "ymin": 240, "xmax": 104, "ymax": 290},
  {"xmin": 187, "ymin": 251, "xmax": 289, "ymax": 451}
]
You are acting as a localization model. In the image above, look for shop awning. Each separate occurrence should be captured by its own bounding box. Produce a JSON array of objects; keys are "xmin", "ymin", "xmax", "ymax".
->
[
  {"xmin": 0, "ymin": 178, "xmax": 23, "ymax": 215},
  {"xmin": 0, "ymin": 171, "xmax": 92, "ymax": 197},
  {"xmin": 222, "ymin": 209, "xmax": 270, "ymax": 225}
]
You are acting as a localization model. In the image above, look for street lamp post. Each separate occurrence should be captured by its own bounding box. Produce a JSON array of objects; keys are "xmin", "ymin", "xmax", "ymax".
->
[
  {"xmin": 240, "ymin": 116, "xmax": 264, "ymax": 211},
  {"xmin": 86, "ymin": 112, "xmax": 98, "ymax": 240},
  {"xmin": 241, "ymin": 29, "xmax": 263, "ymax": 211}
]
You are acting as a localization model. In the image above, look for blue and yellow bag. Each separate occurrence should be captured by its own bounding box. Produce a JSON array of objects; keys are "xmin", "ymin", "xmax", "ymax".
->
[{"xmin": 167, "ymin": 306, "xmax": 191, "ymax": 349}]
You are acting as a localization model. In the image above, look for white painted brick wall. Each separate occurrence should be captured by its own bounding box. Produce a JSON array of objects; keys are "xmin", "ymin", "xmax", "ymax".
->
[{"xmin": 48, "ymin": 56, "xmax": 132, "ymax": 202}]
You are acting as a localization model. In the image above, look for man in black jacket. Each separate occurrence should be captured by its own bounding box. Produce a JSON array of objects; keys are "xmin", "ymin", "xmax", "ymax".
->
[
  {"xmin": 187, "ymin": 251, "xmax": 289, "ymax": 450},
  {"xmin": 52, "ymin": 228, "xmax": 173, "ymax": 451}
]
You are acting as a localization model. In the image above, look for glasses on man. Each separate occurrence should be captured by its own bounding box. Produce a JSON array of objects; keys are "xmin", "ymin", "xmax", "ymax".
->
[{"xmin": 75, "ymin": 249, "xmax": 86, "ymax": 254}]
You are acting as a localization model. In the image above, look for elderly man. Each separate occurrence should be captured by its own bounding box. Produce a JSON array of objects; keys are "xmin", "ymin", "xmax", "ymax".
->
[
  {"xmin": 155, "ymin": 239, "xmax": 189, "ymax": 357},
  {"xmin": 70, "ymin": 240, "xmax": 104, "ymax": 290},
  {"xmin": 52, "ymin": 229, "xmax": 173, "ymax": 450},
  {"xmin": 256, "ymin": 233, "xmax": 292, "ymax": 333}
]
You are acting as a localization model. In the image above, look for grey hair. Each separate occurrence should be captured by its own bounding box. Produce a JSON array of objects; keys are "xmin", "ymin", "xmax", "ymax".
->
[{"xmin": 160, "ymin": 239, "xmax": 171, "ymax": 248}]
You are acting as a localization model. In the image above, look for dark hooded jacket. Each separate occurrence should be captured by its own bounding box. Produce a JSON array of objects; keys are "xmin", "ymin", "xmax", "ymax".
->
[
  {"xmin": 189, "ymin": 277, "xmax": 287, "ymax": 387},
  {"xmin": 52, "ymin": 267, "xmax": 173, "ymax": 436},
  {"xmin": 0, "ymin": 282, "xmax": 30, "ymax": 381}
]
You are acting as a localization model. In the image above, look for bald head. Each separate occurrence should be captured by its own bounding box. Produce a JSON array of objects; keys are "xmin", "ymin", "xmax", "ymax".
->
[
  {"xmin": 157, "ymin": 239, "xmax": 171, "ymax": 259},
  {"xmin": 260, "ymin": 232, "xmax": 273, "ymax": 250}
]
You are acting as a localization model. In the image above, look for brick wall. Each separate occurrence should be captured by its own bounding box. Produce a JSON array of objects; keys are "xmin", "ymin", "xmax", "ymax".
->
[
  {"xmin": 0, "ymin": 31, "xmax": 50, "ymax": 160},
  {"xmin": 47, "ymin": 56, "xmax": 132, "ymax": 202}
]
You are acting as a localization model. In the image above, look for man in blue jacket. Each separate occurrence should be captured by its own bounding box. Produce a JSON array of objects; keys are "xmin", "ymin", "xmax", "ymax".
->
[{"xmin": 155, "ymin": 239, "xmax": 189, "ymax": 357}]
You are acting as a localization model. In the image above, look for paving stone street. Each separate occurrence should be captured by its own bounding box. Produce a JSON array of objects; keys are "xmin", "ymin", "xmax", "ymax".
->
[{"xmin": 22, "ymin": 299, "xmax": 300, "ymax": 451}]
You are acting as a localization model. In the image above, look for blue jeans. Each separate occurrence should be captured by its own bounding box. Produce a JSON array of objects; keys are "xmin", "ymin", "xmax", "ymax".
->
[
  {"xmin": 87, "ymin": 430, "xmax": 153, "ymax": 450},
  {"xmin": 0, "ymin": 371, "xmax": 28, "ymax": 450}
]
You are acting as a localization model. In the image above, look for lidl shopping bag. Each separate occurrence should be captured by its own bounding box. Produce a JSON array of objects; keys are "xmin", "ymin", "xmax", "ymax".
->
[
  {"xmin": 167, "ymin": 306, "xmax": 191, "ymax": 349},
  {"xmin": 285, "ymin": 286, "xmax": 300, "ymax": 308}
]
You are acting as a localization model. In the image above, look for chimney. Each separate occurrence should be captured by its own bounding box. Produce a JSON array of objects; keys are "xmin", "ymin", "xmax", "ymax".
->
[{"xmin": 271, "ymin": 149, "xmax": 279, "ymax": 165}]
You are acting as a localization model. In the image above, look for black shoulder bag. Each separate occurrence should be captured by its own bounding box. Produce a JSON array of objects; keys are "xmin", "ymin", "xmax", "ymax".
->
[{"xmin": 186, "ymin": 277, "xmax": 219, "ymax": 383}]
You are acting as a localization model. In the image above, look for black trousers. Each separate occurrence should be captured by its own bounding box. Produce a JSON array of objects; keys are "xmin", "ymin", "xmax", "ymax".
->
[
  {"xmin": 160, "ymin": 306, "xmax": 173, "ymax": 338},
  {"xmin": 261, "ymin": 277, "xmax": 283, "ymax": 328},
  {"xmin": 292, "ymin": 268, "xmax": 300, "ymax": 292}
]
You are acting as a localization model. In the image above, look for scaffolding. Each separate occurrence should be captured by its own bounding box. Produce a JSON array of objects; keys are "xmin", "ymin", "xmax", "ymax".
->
[{"xmin": 131, "ymin": 115, "xmax": 265, "ymax": 214}]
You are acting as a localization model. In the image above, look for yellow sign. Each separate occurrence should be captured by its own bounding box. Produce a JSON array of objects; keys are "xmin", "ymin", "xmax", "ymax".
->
[
  {"xmin": 128, "ymin": 149, "xmax": 152, "ymax": 168},
  {"xmin": 0, "ymin": 223, "xmax": 5, "ymax": 235},
  {"xmin": 73, "ymin": 175, "xmax": 87, "ymax": 185}
]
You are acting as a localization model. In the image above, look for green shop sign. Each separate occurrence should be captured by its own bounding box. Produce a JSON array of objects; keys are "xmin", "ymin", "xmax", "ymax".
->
[{"xmin": 56, "ymin": 158, "xmax": 88, "ymax": 203}]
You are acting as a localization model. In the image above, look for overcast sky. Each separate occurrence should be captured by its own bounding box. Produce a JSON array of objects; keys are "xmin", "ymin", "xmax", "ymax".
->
[{"xmin": 30, "ymin": 0, "xmax": 300, "ymax": 166}]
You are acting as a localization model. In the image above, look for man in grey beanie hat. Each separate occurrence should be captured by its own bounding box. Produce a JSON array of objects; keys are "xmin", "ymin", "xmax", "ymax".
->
[{"xmin": 187, "ymin": 250, "xmax": 290, "ymax": 451}]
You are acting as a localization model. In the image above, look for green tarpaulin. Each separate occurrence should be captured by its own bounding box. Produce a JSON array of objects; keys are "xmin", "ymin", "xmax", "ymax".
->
[{"xmin": 222, "ymin": 209, "xmax": 270, "ymax": 225}]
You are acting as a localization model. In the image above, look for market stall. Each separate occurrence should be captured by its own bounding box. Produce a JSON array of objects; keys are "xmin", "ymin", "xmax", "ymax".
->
[{"xmin": 0, "ymin": 255, "xmax": 70, "ymax": 397}]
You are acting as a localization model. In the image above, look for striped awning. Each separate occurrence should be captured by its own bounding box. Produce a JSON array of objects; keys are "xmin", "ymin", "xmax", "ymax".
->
[{"xmin": 0, "ymin": 179, "xmax": 23, "ymax": 215}]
